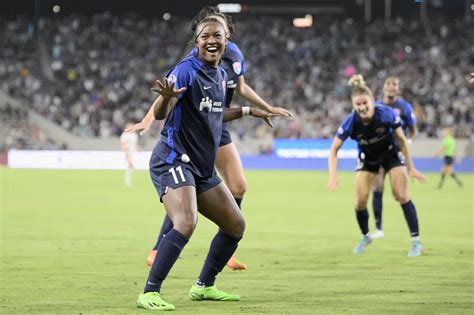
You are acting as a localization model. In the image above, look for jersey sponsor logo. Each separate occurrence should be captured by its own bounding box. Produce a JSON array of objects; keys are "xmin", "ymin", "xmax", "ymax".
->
[
  {"xmin": 375, "ymin": 127, "xmax": 386, "ymax": 135},
  {"xmin": 200, "ymin": 97, "xmax": 213, "ymax": 112},
  {"xmin": 232, "ymin": 62, "xmax": 242, "ymax": 75},
  {"xmin": 199, "ymin": 97, "xmax": 223, "ymax": 113}
]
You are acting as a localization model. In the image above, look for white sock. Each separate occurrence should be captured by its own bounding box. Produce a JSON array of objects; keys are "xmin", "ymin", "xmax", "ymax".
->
[
  {"xmin": 125, "ymin": 168, "xmax": 133, "ymax": 187},
  {"xmin": 411, "ymin": 236, "xmax": 420, "ymax": 242}
]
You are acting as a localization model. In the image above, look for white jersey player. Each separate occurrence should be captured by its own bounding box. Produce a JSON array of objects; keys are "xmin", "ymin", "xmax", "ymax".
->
[{"xmin": 120, "ymin": 123, "xmax": 139, "ymax": 187}]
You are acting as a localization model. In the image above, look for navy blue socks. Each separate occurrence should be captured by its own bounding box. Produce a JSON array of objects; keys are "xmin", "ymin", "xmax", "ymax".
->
[
  {"xmin": 153, "ymin": 215, "xmax": 174, "ymax": 250},
  {"xmin": 355, "ymin": 209, "xmax": 369, "ymax": 235},
  {"xmin": 197, "ymin": 231, "xmax": 242, "ymax": 287},
  {"xmin": 144, "ymin": 229, "xmax": 188, "ymax": 293},
  {"xmin": 401, "ymin": 200, "xmax": 419, "ymax": 237},
  {"xmin": 372, "ymin": 191, "xmax": 383, "ymax": 230}
]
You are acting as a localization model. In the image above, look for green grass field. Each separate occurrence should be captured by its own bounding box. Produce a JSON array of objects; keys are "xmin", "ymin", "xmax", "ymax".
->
[{"xmin": 1, "ymin": 168, "xmax": 473, "ymax": 314}]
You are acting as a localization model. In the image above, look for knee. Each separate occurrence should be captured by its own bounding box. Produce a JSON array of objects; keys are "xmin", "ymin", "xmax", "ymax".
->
[
  {"xmin": 228, "ymin": 180, "xmax": 247, "ymax": 198},
  {"xmin": 373, "ymin": 181, "xmax": 384, "ymax": 192},
  {"xmin": 355, "ymin": 196, "xmax": 369, "ymax": 210},
  {"xmin": 393, "ymin": 190, "xmax": 410, "ymax": 204},
  {"xmin": 226, "ymin": 216, "xmax": 246, "ymax": 239},
  {"xmin": 173, "ymin": 212, "xmax": 198, "ymax": 238}
]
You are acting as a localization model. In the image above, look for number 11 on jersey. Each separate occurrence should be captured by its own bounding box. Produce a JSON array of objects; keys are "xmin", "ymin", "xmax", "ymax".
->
[{"xmin": 169, "ymin": 166, "xmax": 186, "ymax": 184}]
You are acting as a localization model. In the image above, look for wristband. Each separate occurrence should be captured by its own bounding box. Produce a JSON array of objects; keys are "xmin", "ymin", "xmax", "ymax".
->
[{"xmin": 242, "ymin": 106, "xmax": 250, "ymax": 117}]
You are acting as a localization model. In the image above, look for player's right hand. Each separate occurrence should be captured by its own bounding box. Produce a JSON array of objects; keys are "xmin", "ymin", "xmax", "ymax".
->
[
  {"xmin": 151, "ymin": 79, "xmax": 186, "ymax": 98},
  {"xmin": 125, "ymin": 121, "xmax": 152, "ymax": 136},
  {"xmin": 326, "ymin": 177, "xmax": 339, "ymax": 192},
  {"xmin": 408, "ymin": 168, "xmax": 427, "ymax": 183}
]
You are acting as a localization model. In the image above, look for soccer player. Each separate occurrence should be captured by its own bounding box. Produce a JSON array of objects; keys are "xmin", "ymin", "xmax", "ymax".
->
[
  {"xmin": 371, "ymin": 77, "xmax": 417, "ymax": 239},
  {"xmin": 120, "ymin": 123, "xmax": 139, "ymax": 188},
  {"xmin": 127, "ymin": 7, "xmax": 292, "ymax": 270},
  {"xmin": 327, "ymin": 75, "xmax": 426, "ymax": 257},
  {"xmin": 136, "ymin": 17, "xmax": 275, "ymax": 311},
  {"xmin": 437, "ymin": 127, "xmax": 463, "ymax": 189}
]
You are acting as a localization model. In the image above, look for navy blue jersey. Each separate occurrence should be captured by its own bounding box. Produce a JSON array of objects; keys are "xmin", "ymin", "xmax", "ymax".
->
[
  {"xmin": 188, "ymin": 41, "xmax": 245, "ymax": 108},
  {"xmin": 221, "ymin": 41, "xmax": 245, "ymax": 107},
  {"xmin": 375, "ymin": 98, "xmax": 416, "ymax": 134},
  {"xmin": 153, "ymin": 54, "xmax": 228, "ymax": 178},
  {"xmin": 336, "ymin": 105, "xmax": 402, "ymax": 163}
]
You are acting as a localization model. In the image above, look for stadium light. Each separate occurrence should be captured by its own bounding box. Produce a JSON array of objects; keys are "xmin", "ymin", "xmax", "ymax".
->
[
  {"xmin": 293, "ymin": 14, "xmax": 313, "ymax": 28},
  {"xmin": 217, "ymin": 3, "xmax": 242, "ymax": 13}
]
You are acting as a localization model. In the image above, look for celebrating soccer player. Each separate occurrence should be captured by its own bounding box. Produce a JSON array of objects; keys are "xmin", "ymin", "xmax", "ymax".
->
[
  {"xmin": 327, "ymin": 75, "xmax": 426, "ymax": 257},
  {"xmin": 136, "ymin": 17, "xmax": 275, "ymax": 311}
]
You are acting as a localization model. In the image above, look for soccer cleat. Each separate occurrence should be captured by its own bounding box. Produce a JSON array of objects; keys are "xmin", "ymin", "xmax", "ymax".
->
[
  {"xmin": 189, "ymin": 285, "xmax": 240, "ymax": 301},
  {"xmin": 226, "ymin": 255, "xmax": 247, "ymax": 270},
  {"xmin": 137, "ymin": 292, "xmax": 175, "ymax": 311},
  {"xmin": 371, "ymin": 229, "xmax": 384, "ymax": 239},
  {"xmin": 353, "ymin": 235, "xmax": 372, "ymax": 254},
  {"xmin": 407, "ymin": 240, "xmax": 424, "ymax": 257},
  {"xmin": 146, "ymin": 250, "xmax": 157, "ymax": 267}
]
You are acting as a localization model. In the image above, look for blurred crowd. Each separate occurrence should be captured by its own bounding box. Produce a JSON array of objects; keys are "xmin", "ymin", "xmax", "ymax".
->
[
  {"xmin": 1, "ymin": 13, "xmax": 472, "ymax": 147},
  {"xmin": 0, "ymin": 103, "xmax": 61, "ymax": 151}
]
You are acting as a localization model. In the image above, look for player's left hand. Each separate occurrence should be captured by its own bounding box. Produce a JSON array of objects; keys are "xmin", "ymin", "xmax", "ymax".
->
[
  {"xmin": 269, "ymin": 106, "xmax": 293, "ymax": 117},
  {"xmin": 250, "ymin": 108, "xmax": 278, "ymax": 128},
  {"xmin": 408, "ymin": 167, "xmax": 427, "ymax": 183}
]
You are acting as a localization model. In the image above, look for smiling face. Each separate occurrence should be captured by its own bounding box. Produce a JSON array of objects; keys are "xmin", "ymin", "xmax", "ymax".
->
[
  {"xmin": 195, "ymin": 21, "xmax": 227, "ymax": 66},
  {"xmin": 352, "ymin": 94, "xmax": 375, "ymax": 122},
  {"xmin": 383, "ymin": 77, "xmax": 400, "ymax": 100}
]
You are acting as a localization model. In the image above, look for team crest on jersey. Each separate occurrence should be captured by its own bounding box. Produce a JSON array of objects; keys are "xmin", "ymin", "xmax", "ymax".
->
[
  {"xmin": 394, "ymin": 108, "xmax": 401, "ymax": 115},
  {"xmin": 167, "ymin": 75, "xmax": 177, "ymax": 85},
  {"xmin": 375, "ymin": 127, "xmax": 386, "ymax": 135},
  {"xmin": 232, "ymin": 62, "xmax": 242, "ymax": 75}
]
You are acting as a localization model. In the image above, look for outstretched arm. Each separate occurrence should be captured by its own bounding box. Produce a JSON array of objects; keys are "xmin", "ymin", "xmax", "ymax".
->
[
  {"xmin": 224, "ymin": 106, "xmax": 277, "ymax": 128},
  {"xmin": 327, "ymin": 137, "xmax": 344, "ymax": 192},
  {"xmin": 236, "ymin": 76, "xmax": 292, "ymax": 116}
]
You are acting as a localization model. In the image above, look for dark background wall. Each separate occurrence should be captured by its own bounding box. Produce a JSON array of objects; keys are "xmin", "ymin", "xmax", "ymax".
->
[{"xmin": 1, "ymin": 0, "xmax": 469, "ymax": 20}]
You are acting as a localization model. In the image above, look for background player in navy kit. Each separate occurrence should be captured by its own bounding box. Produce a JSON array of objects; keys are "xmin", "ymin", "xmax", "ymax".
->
[
  {"xmin": 371, "ymin": 77, "xmax": 417, "ymax": 239},
  {"xmin": 326, "ymin": 75, "xmax": 426, "ymax": 257},
  {"xmin": 127, "ymin": 7, "xmax": 292, "ymax": 270},
  {"xmin": 136, "ymin": 18, "xmax": 275, "ymax": 311}
]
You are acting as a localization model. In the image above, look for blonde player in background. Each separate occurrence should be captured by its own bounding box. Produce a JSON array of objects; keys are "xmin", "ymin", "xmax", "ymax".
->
[{"xmin": 120, "ymin": 123, "xmax": 139, "ymax": 188}]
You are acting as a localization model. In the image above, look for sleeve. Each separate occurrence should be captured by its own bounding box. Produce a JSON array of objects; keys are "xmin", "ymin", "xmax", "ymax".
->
[
  {"xmin": 389, "ymin": 108, "xmax": 403, "ymax": 129},
  {"xmin": 165, "ymin": 62, "xmax": 193, "ymax": 100},
  {"xmin": 231, "ymin": 43, "xmax": 246, "ymax": 76},
  {"xmin": 336, "ymin": 113, "xmax": 354, "ymax": 141},
  {"xmin": 404, "ymin": 102, "xmax": 417, "ymax": 127}
]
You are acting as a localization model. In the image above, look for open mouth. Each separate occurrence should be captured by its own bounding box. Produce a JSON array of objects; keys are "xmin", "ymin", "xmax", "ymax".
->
[{"xmin": 206, "ymin": 46, "xmax": 219, "ymax": 54}]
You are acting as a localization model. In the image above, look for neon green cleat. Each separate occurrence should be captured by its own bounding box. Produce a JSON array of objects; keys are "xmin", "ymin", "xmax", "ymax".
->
[
  {"xmin": 189, "ymin": 285, "xmax": 240, "ymax": 301},
  {"xmin": 137, "ymin": 292, "xmax": 175, "ymax": 311}
]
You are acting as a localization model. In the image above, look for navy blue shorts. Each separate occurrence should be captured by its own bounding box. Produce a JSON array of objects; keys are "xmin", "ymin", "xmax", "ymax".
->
[
  {"xmin": 149, "ymin": 156, "xmax": 222, "ymax": 202},
  {"xmin": 356, "ymin": 149, "xmax": 405, "ymax": 173},
  {"xmin": 219, "ymin": 124, "xmax": 232, "ymax": 147},
  {"xmin": 444, "ymin": 156, "xmax": 454, "ymax": 165}
]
